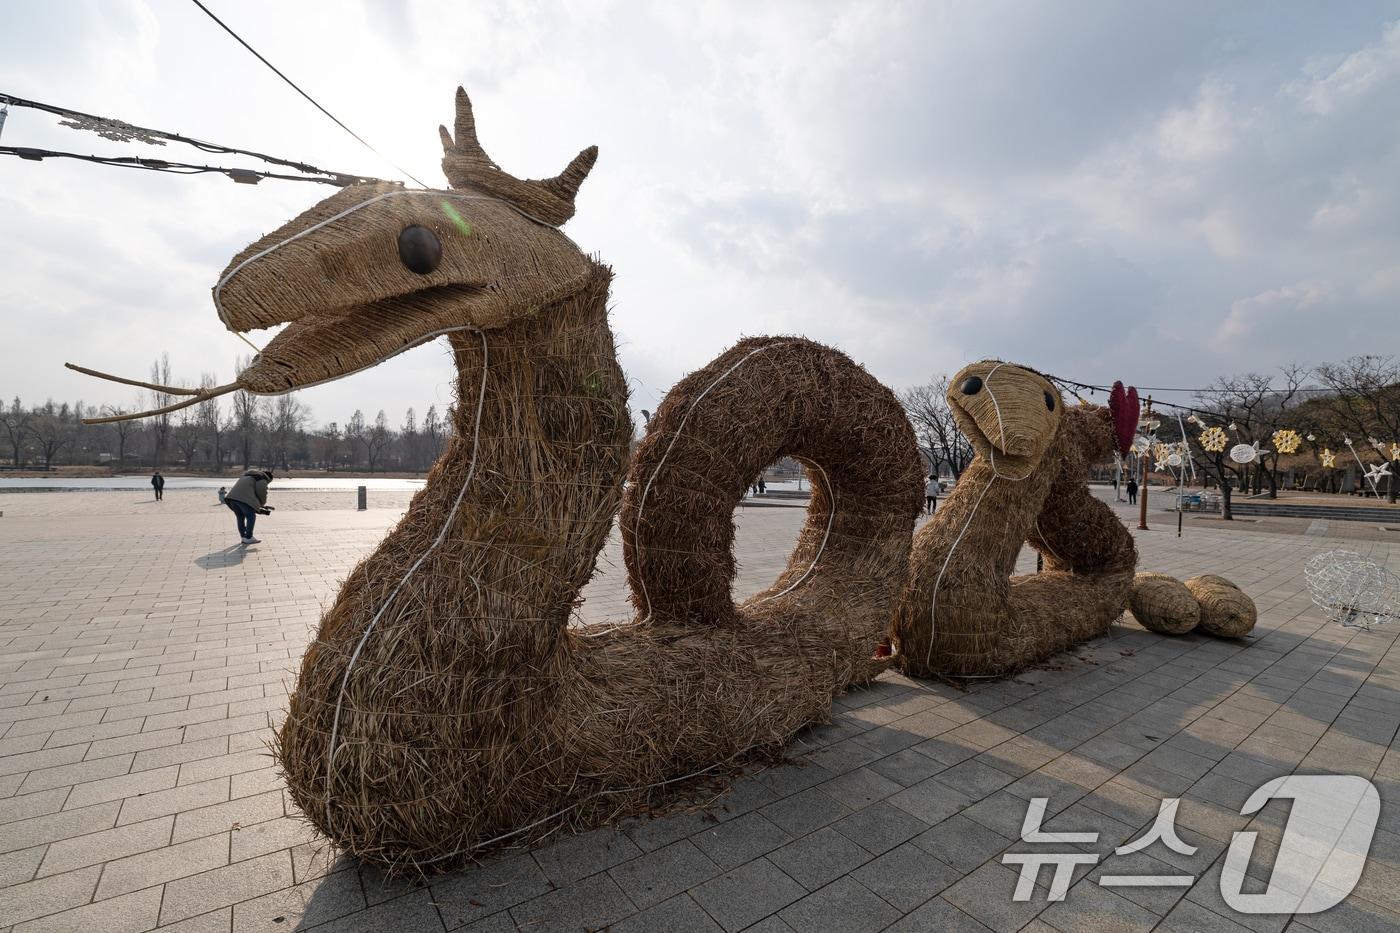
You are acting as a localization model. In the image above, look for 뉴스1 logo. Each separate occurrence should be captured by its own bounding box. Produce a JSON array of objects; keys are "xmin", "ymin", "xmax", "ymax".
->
[{"xmin": 1002, "ymin": 774, "xmax": 1380, "ymax": 915}]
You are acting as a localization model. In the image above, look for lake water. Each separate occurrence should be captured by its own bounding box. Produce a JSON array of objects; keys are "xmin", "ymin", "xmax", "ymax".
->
[{"xmin": 0, "ymin": 477, "xmax": 427, "ymax": 493}]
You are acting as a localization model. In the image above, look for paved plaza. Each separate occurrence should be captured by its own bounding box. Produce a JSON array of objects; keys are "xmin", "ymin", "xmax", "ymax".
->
[{"xmin": 1, "ymin": 488, "xmax": 1398, "ymax": 932}]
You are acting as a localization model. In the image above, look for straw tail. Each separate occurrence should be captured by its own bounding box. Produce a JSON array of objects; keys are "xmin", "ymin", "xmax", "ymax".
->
[
  {"xmin": 276, "ymin": 267, "xmax": 631, "ymax": 863},
  {"xmin": 439, "ymin": 87, "xmax": 597, "ymax": 225}
]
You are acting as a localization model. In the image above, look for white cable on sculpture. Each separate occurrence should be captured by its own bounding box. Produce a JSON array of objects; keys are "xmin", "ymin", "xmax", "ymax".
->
[{"xmin": 323, "ymin": 329, "xmax": 490, "ymax": 828}]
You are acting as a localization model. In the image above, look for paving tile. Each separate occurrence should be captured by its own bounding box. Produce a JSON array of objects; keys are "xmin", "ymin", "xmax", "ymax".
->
[
  {"xmin": 883, "ymin": 896, "xmax": 994, "ymax": 932},
  {"xmin": 691, "ymin": 811, "xmax": 792, "ymax": 869},
  {"xmin": 172, "ymin": 789, "xmax": 284, "ymax": 843},
  {"xmin": 0, "ymin": 801, "xmax": 120, "ymax": 854},
  {"xmin": 302, "ymin": 889, "xmax": 445, "ymax": 933},
  {"xmin": 0, "ymin": 865, "xmax": 100, "ymax": 927},
  {"xmin": 690, "ymin": 856, "xmax": 807, "ymax": 932},
  {"xmin": 1038, "ymin": 879, "xmax": 1159, "ymax": 933},
  {"xmin": 116, "ymin": 776, "xmax": 229, "ymax": 825},
  {"xmin": 851, "ymin": 840, "xmax": 961, "ymax": 912},
  {"xmin": 888, "ymin": 777, "xmax": 975, "ymax": 825},
  {"xmin": 912, "ymin": 813, "xmax": 1014, "ymax": 873},
  {"xmin": 766, "ymin": 826, "xmax": 871, "ymax": 892},
  {"xmin": 430, "ymin": 851, "xmax": 553, "ymax": 928},
  {"xmin": 0, "ymin": 846, "xmax": 45, "ymax": 887},
  {"xmin": 815, "ymin": 767, "xmax": 902, "ymax": 810},
  {"xmin": 159, "ymin": 850, "xmax": 294, "ymax": 924},
  {"xmin": 62, "ymin": 763, "xmax": 179, "ymax": 810},
  {"xmin": 530, "ymin": 827, "xmax": 641, "ymax": 886},
  {"xmin": 609, "ymin": 838, "xmax": 719, "ymax": 909},
  {"xmin": 777, "ymin": 875, "xmax": 900, "ymax": 933},
  {"xmin": 38, "ymin": 814, "xmax": 173, "ymax": 876},
  {"xmin": 231, "ymin": 867, "xmax": 366, "ymax": 932},
  {"xmin": 1154, "ymin": 900, "xmax": 1254, "ymax": 932},
  {"xmin": 508, "ymin": 872, "xmax": 635, "ymax": 932},
  {"xmin": 830, "ymin": 799, "xmax": 930, "ymax": 855},
  {"xmin": 609, "ymin": 892, "xmax": 722, "ymax": 932},
  {"xmin": 0, "ymin": 788, "xmax": 70, "ymax": 826},
  {"xmin": 760, "ymin": 786, "xmax": 852, "ymax": 836},
  {"xmin": 940, "ymin": 861, "xmax": 1047, "ymax": 932},
  {"xmin": 10, "ymin": 886, "xmax": 161, "ymax": 933},
  {"xmin": 95, "ymin": 831, "xmax": 229, "ymax": 900}
]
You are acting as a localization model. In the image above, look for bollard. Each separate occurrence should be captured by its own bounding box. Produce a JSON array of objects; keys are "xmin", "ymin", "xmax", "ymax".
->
[{"xmin": 357, "ymin": 485, "xmax": 367, "ymax": 511}]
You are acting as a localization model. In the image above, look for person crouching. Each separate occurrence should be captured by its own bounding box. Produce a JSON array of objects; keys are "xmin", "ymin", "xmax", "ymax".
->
[{"xmin": 226, "ymin": 469, "xmax": 274, "ymax": 545}]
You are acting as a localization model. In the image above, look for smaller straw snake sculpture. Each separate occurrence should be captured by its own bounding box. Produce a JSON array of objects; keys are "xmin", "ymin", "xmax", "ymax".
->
[{"xmin": 892, "ymin": 361, "xmax": 1139, "ymax": 677}]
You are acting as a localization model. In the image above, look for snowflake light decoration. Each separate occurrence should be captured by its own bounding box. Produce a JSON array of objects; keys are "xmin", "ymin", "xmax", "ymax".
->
[
  {"xmin": 1321, "ymin": 448, "xmax": 1337, "ymax": 468},
  {"xmin": 1390, "ymin": 442, "xmax": 1400, "ymax": 461},
  {"xmin": 1271, "ymin": 429, "xmax": 1303, "ymax": 455},
  {"xmin": 1304, "ymin": 549, "xmax": 1400, "ymax": 629},
  {"xmin": 1200, "ymin": 427, "xmax": 1228, "ymax": 453}
]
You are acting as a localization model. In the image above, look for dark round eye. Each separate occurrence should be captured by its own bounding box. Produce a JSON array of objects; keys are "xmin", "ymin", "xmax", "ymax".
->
[
  {"xmin": 1044, "ymin": 391, "xmax": 1056, "ymax": 412},
  {"xmin": 960, "ymin": 376, "xmax": 983, "ymax": 395},
  {"xmin": 397, "ymin": 224, "xmax": 442, "ymax": 275}
]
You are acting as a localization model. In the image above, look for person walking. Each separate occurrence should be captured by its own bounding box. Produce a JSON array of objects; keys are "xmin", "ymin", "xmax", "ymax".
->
[
  {"xmin": 1126, "ymin": 475, "xmax": 1139, "ymax": 505},
  {"xmin": 225, "ymin": 469, "xmax": 274, "ymax": 545},
  {"xmin": 757, "ymin": 477, "xmax": 766, "ymax": 495},
  {"xmin": 925, "ymin": 474, "xmax": 939, "ymax": 515},
  {"xmin": 151, "ymin": 470, "xmax": 165, "ymax": 501},
  {"xmin": 217, "ymin": 486, "xmax": 227, "ymax": 505}
]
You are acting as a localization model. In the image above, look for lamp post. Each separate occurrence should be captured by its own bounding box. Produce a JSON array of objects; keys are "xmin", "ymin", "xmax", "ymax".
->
[{"xmin": 1138, "ymin": 397, "xmax": 1154, "ymax": 531}]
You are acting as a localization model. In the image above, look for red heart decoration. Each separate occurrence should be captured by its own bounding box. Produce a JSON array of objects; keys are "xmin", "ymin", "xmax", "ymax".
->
[{"xmin": 1108, "ymin": 381, "xmax": 1139, "ymax": 455}]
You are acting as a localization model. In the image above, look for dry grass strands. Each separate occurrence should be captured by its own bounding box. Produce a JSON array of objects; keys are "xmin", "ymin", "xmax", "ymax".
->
[
  {"xmin": 894, "ymin": 361, "xmax": 1138, "ymax": 677},
  {"xmin": 1184, "ymin": 574, "xmax": 1257, "ymax": 638},
  {"xmin": 277, "ymin": 329, "xmax": 922, "ymax": 873},
  {"xmin": 1129, "ymin": 572, "xmax": 1201, "ymax": 635}
]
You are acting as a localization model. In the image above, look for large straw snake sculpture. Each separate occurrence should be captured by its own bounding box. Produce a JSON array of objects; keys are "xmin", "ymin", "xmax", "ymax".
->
[{"xmin": 66, "ymin": 87, "xmax": 1245, "ymax": 871}]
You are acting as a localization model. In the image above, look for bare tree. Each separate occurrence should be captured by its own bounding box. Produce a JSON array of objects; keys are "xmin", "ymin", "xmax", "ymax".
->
[
  {"xmin": 26, "ymin": 402, "xmax": 75, "ymax": 470},
  {"xmin": 900, "ymin": 376, "xmax": 974, "ymax": 479},
  {"xmin": 148, "ymin": 354, "xmax": 175, "ymax": 467},
  {"xmin": 367, "ymin": 410, "xmax": 391, "ymax": 472},
  {"xmin": 1, "ymin": 396, "xmax": 29, "ymax": 467},
  {"xmin": 423, "ymin": 404, "xmax": 443, "ymax": 464},
  {"xmin": 1313, "ymin": 355, "xmax": 1400, "ymax": 502},
  {"xmin": 346, "ymin": 410, "xmax": 367, "ymax": 470},
  {"xmin": 266, "ymin": 395, "xmax": 310, "ymax": 471},
  {"xmin": 400, "ymin": 407, "xmax": 418, "ymax": 472},
  {"xmin": 102, "ymin": 406, "xmax": 137, "ymax": 468}
]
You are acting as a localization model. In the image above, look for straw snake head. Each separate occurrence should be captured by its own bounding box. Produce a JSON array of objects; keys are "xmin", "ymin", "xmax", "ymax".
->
[
  {"xmin": 948, "ymin": 360, "xmax": 1063, "ymax": 476},
  {"xmin": 219, "ymin": 88, "xmax": 598, "ymax": 395}
]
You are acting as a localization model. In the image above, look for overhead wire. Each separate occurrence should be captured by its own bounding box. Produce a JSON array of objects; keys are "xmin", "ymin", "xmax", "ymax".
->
[{"xmin": 187, "ymin": 0, "xmax": 429, "ymax": 188}]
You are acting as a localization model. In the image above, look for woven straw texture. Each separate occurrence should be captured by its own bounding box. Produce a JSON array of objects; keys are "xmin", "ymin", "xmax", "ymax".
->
[
  {"xmin": 893, "ymin": 361, "xmax": 1137, "ymax": 677},
  {"xmin": 1185, "ymin": 574, "xmax": 1257, "ymax": 638},
  {"xmin": 264, "ymin": 88, "xmax": 926, "ymax": 872},
  {"xmin": 1129, "ymin": 572, "xmax": 1201, "ymax": 635}
]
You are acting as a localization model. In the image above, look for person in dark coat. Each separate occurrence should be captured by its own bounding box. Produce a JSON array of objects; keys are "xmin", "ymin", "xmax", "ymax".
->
[
  {"xmin": 151, "ymin": 470, "xmax": 165, "ymax": 501},
  {"xmin": 1126, "ymin": 475, "xmax": 1139, "ymax": 505},
  {"xmin": 225, "ymin": 469, "xmax": 273, "ymax": 544}
]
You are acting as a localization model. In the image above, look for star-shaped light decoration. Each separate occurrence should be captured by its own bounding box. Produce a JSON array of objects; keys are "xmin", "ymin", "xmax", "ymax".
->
[
  {"xmin": 1364, "ymin": 462, "xmax": 1393, "ymax": 487},
  {"xmin": 1321, "ymin": 448, "xmax": 1337, "ymax": 468},
  {"xmin": 1272, "ymin": 429, "xmax": 1303, "ymax": 455},
  {"xmin": 1200, "ymin": 427, "xmax": 1229, "ymax": 453}
]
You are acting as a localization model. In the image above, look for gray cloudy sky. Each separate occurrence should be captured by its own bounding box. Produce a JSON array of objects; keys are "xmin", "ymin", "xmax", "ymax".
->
[{"xmin": 3, "ymin": 1, "xmax": 1399, "ymax": 425}]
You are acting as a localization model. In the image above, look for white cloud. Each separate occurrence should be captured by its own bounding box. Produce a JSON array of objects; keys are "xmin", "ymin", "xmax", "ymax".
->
[{"xmin": 2, "ymin": 1, "xmax": 1399, "ymax": 429}]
